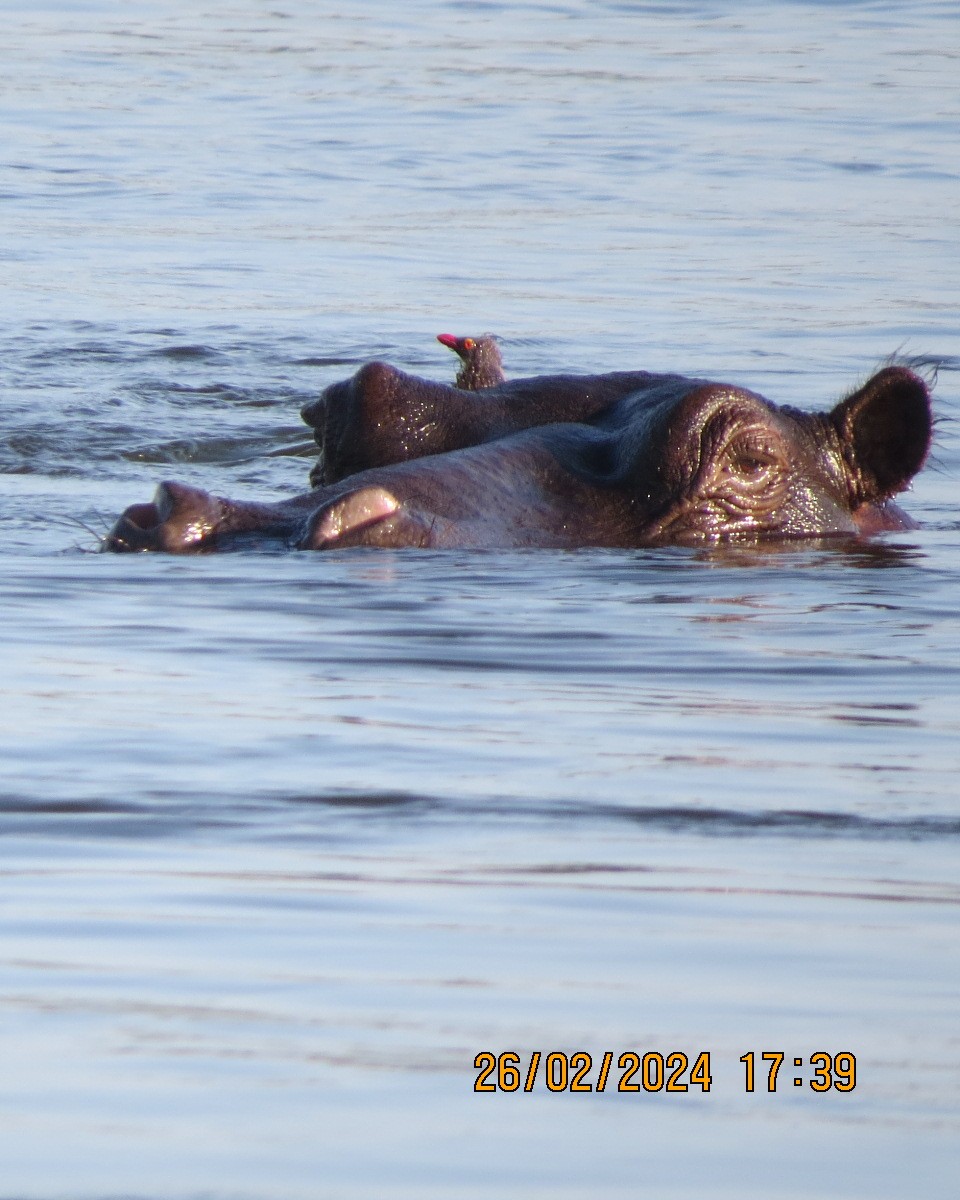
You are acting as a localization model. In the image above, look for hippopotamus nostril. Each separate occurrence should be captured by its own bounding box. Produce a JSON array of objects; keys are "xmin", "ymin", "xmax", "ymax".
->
[
  {"xmin": 102, "ymin": 502, "xmax": 163, "ymax": 551},
  {"xmin": 104, "ymin": 481, "xmax": 228, "ymax": 552},
  {"xmin": 122, "ymin": 502, "xmax": 162, "ymax": 532},
  {"xmin": 300, "ymin": 395, "xmax": 325, "ymax": 428}
]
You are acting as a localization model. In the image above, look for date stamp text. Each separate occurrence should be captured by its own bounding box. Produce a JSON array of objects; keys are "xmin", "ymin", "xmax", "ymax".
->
[{"xmin": 473, "ymin": 1050, "xmax": 856, "ymax": 1093}]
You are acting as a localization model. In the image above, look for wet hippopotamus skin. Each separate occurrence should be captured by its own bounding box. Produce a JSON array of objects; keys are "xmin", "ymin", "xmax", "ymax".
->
[{"xmin": 105, "ymin": 358, "xmax": 932, "ymax": 554}]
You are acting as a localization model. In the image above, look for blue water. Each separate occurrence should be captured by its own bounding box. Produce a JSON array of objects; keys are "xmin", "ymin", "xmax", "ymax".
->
[{"xmin": 1, "ymin": 2, "xmax": 959, "ymax": 1197}]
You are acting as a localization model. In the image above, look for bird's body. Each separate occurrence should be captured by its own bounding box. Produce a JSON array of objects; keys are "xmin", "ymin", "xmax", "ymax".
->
[{"xmin": 437, "ymin": 333, "xmax": 506, "ymax": 390}]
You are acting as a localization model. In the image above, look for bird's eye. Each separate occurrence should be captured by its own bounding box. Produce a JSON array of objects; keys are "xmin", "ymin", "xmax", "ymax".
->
[{"xmin": 463, "ymin": 338, "xmax": 475, "ymax": 351}]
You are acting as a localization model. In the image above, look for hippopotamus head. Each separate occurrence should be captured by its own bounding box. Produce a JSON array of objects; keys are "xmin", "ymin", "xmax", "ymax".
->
[{"xmin": 105, "ymin": 357, "xmax": 931, "ymax": 554}]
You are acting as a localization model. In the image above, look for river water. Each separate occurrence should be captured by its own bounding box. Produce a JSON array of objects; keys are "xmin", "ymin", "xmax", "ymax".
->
[{"xmin": 1, "ymin": 2, "xmax": 959, "ymax": 1197}]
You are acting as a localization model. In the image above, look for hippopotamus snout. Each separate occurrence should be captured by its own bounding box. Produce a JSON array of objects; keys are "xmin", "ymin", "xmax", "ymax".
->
[{"xmin": 105, "ymin": 482, "xmax": 225, "ymax": 552}]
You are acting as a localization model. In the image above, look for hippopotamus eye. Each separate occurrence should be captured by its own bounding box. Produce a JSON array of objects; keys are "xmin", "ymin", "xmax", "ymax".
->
[
  {"xmin": 729, "ymin": 436, "xmax": 778, "ymax": 481},
  {"xmin": 735, "ymin": 450, "xmax": 771, "ymax": 476}
]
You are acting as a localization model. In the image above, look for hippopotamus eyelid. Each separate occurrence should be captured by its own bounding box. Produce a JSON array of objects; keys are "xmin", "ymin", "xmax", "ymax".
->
[
  {"xmin": 726, "ymin": 431, "xmax": 782, "ymax": 477},
  {"xmin": 680, "ymin": 403, "xmax": 780, "ymax": 491}
]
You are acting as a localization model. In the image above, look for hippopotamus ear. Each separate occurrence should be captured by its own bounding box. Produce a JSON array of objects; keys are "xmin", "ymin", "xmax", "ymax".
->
[{"xmin": 829, "ymin": 366, "xmax": 932, "ymax": 504}]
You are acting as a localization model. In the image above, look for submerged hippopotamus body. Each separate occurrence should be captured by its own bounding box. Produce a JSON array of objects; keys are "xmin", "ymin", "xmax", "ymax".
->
[{"xmin": 105, "ymin": 347, "xmax": 931, "ymax": 554}]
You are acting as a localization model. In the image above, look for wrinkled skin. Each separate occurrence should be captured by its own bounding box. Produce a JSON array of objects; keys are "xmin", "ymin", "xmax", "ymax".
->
[{"xmin": 105, "ymin": 362, "xmax": 931, "ymax": 554}]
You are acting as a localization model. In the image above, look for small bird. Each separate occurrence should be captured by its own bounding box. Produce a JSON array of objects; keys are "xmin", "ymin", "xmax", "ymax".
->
[{"xmin": 436, "ymin": 333, "xmax": 506, "ymax": 390}]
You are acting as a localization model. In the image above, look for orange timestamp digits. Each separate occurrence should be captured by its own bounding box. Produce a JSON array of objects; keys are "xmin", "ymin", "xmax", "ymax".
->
[
  {"xmin": 474, "ymin": 1050, "xmax": 858, "ymax": 1094},
  {"xmin": 739, "ymin": 1051, "xmax": 856, "ymax": 1092},
  {"xmin": 473, "ymin": 1050, "xmax": 713, "ymax": 1094}
]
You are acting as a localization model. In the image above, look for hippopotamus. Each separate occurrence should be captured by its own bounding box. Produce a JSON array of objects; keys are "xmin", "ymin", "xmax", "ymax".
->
[{"xmin": 104, "ymin": 346, "xmax": 931, "ymax": 554}]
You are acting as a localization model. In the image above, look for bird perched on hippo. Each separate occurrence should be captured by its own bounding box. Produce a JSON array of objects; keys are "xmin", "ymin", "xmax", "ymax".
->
[
  {"xmin": 105, "ymin": 335, "xmax": 932, "ymax": 554},
  {"xmin": 436, "ymin": 332, "xmax": 506, "ymax": 391}
]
